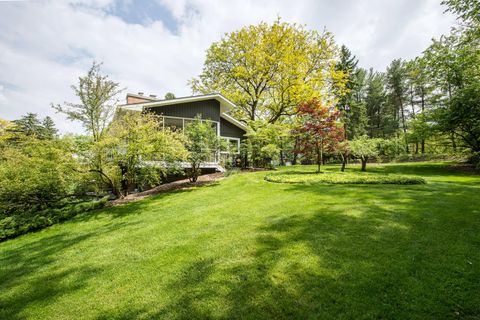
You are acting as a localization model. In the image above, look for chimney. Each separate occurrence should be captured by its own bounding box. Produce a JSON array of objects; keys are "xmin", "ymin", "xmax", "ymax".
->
[
  {"xmin": 149, "ymin": 94, "xmax": 157, "ymax": 98},
  {"xmin": 138, "ymin": 92, "xmax": 144, "ymax": 96}
]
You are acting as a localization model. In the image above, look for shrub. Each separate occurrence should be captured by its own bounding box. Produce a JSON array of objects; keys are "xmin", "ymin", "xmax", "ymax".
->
[
  {"xmin": 264, "ymin": 171, "xmax": 426, "ymax": 185},
  {"xmin": 0, "ymin": 197, "xmax": 108, "ymax": 242}
]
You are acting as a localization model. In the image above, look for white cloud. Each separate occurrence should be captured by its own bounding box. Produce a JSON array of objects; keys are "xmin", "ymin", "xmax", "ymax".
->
[{"xmin": 0, "ymin": 0, "xmax": 455, "ymax": 134}]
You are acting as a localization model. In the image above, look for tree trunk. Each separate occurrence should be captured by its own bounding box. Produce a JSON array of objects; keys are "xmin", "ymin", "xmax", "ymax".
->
[
  {"xmin": 292, "ymin": 137, "xmax": 299, "ymax": 165},
  {"xmin": 316, "ymin": 140, "xmax": 322, "ymax": 173},
  {"xmin": 399, "ymin": 97, "xmax": 409, "ymax": 153},
  {"xmin": 420, "ymin": 87, "xmax": 426, "ymax": 154},
  {"xmin": 361, "ymin": 157, "xmax": 368, "ymax": 171},
  {"xmin": 341, "ymin": 153, "xmax": 347, "ymax": 172},
  {"xmin": 451, "ymin": 131, "xmax": 457, "ymax": 153}
]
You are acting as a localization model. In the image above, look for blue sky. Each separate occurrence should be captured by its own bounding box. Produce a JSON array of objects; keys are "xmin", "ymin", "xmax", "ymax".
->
[{"xmin": 0, "ymin": 0, "xmax": 455, "ymax": 134}]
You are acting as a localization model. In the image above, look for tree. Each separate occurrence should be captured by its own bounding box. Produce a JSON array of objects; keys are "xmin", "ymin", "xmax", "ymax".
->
[
  {"xmin": 190, "ymin": 19, "xmax": 346, "ymax": 124},
  {"xmin": 164, "ymin": 92, "xmax": 176, "ymax": 100},
  {"xmin": 102, "ymin": 110, "xmax": 188, "ymax": 197},
  {"xmin": 386, "ymin": 59, "xmax": 409, "ymax": 152},
  {"xmin": 405, "ymin": 57, "xmax": 431, "ymax": 153},
  {"xmin": 53, "ymin": 62, "xmax": 124, "ymax": 196},
  {"xmin": 245, "ymin": 120, "xmax": 292, "ymax": 167},
  {"xmin": 42, "ymin": 116, "xmax": 58, "ymax": 139},
  {"xmin": 0, "ymin": 135, "xmax": 80, "ymax": 214},
  {"xmin": 335, "ymin": 45, "xmax": 367, "ymax": 139},
  {"xmin": 294, "ymin": 99, "xmax": 344, "ymax": 173},
  {"xmin": 350, "ymin": 136, "xmax": 379, "ymax": 171},
  {"xmin": 184, "ymin": 116, "xmax": 224, "ymax": 182},
  {"xmin": 364, "ymin": 70, "xmax": 389, "ymax": 138},
  {"xmin": 11, "ymin": 113, "xmax": 44, "ymax": 137},
  {"xmin": 53, "ymin": 62, "xmax": 123, "ymax": 142}
]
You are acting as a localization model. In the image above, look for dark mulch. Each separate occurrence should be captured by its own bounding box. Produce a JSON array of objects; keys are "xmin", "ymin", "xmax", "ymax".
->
[{"xmin": 109, "ymin": 172, "xmax": 224, "ymax": 206}]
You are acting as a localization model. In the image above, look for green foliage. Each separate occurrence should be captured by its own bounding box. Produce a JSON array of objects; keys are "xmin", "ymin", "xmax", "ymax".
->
[
  {"xmin": 184, "ymin": 116, "xmax": 223, "ymax": 182},
  {"xmin": 53, "ymin": 62, "xmax": 123, "ymax": 142},
  {"xmin": 9, "ymin": 113, "xmax": 58, "ymax": 140},
  {"xmin": 0, "ymin": 135, "xmax": 80, "ymax": 214},
  {"xmin": 164, "ymin": 92, "xmax": 176, "ymax": 100},
  {"xmin": 335, "ymin": 45, "xmax": 368, "ymax": 139},
  {"xmin": 103, "ymin": 110, "xmax": 188, "ymax": 195},
  {"xmin": 349, "ymin": 136, "xmax": 380, "ymax": 171},
  {"xmin": 190, "ymin": 19, "xmax": 346, "ymax": 123},
  {"xmin": 0, "ymin": 197, "xmax": 107, "ymax": 242},
  {"xmin": 246, "ymin": 120, "xmax": 291, "ymax": 167},
  {"xmin": 265, "ymin": 171, "xmax": 425, "ymax": 185}
]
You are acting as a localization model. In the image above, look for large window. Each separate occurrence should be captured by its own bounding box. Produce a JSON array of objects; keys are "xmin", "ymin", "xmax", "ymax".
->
[
  {"xmin": 221, "ymin": 137, "xmax": 240, "ymax": 154},
  {"xmin": 160, "ymin": 116, "xmax": 219, "ymax": 134}
]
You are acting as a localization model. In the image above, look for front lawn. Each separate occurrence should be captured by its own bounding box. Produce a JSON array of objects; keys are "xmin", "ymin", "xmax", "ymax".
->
[{"xmin": 1, "ymin": 162, "xmax": 479, "ymax": 319}]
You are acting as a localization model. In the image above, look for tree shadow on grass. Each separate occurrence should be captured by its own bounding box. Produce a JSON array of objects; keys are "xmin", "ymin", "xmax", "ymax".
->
[
  {"xmin": 0, "ymin": 222, "xmax": 137, "ymax": 320},
  {"xmin": 153, "ymin": 182, "xmax": 480, "ymax": 319},
  {"xmin": 75, "ymin": 181, "xmax": 222, "ymax": 222}
]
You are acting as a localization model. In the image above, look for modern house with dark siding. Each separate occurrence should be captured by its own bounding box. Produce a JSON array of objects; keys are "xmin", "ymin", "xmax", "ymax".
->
[{"xmin": 118, "ymin": 92, "xmax": 247, "ymax": 169}]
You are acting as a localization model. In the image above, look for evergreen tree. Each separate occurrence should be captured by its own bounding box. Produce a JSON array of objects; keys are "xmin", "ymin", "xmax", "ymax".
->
[
  {"xmin": 335, "ymin": 45, "xmax": 367, "ymax": 139},
  {"xmin": 42, "ymin": 116, "xmax": 58, "ymax": 139}
]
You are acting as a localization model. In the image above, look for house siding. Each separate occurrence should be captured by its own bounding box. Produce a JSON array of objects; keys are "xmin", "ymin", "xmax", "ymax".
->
[
  {"xmin": 145, "ymin": 99, "xmax": 221, "ymax": 122},
  {"xmin": 220, "ymin": 117, "xmax": 246, "ymax": 139}
]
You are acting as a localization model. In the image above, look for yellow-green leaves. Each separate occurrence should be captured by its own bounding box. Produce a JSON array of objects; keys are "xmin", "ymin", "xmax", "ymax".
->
[{"xmin": 190, "ymin": 19, "xmax": 347, "ymax": 124}]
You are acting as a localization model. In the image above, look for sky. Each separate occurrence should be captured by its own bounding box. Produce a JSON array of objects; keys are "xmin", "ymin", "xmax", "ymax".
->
[{"xmin": 0, "ymin": 0, "xmax": 456, "ymax": 134}]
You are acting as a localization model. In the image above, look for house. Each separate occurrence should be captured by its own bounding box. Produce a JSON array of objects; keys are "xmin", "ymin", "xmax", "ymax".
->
[{"xmin": 118, "ymin": 92, "xmax": 247, "ymax": 170}]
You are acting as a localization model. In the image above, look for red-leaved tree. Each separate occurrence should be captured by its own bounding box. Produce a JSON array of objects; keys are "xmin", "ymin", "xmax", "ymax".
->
[{"xmin": 294, "ymin": 99, "xmax": 344, "ymax": 173}]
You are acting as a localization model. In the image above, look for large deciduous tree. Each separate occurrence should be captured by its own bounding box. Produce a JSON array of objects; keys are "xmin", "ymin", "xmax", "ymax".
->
[
  {"xmin": 294, "ymin": 99, "xmax": 344, "ymax": 173},
  {"xmin": 190, "ymin": 19, "xmax": 346, "ymax": 124}
]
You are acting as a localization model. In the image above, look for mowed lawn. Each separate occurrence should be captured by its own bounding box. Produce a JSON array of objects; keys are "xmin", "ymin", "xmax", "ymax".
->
[{"xmin": 1, "ymin": 163, "xmax": 479, "ymax": 319}]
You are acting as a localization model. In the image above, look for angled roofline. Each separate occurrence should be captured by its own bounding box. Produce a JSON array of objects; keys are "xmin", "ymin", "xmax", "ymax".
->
[
  {"xmin": 220, "ymin": 113, "xmax": 247, "ymax": 131},
  {"xmin": 118, "ymin": 93, "xmax": 247, "ymax": 132},
  {"xmin": 119, "ymin": 93, "xmax": 237, "ymax": 113}
]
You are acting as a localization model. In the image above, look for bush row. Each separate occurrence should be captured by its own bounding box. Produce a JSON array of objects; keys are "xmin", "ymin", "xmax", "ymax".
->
[
  {"xmin": 265, "ymin": 172, "xmax": 426, "ymax": 185},
  {"xmin": 0, "ymin": 197, "xmax": 108, "ymax": 242}
]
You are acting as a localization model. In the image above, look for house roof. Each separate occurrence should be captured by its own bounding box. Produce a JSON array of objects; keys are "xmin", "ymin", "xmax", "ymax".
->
[{"xmin": 118, "ymin": 93, "xmax": 247, "ymax": 131}]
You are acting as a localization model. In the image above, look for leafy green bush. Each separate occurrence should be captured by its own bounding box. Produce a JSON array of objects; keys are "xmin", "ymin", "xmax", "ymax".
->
[
  {"xmin": 264, "ymin": 171, "xmax": 426, "ymax": 185},
  {"xmin": 0, "ymin": 197, "xmax": 108, "ymax": 241},
  {"xmin": 0, "ymin": 136, "xmax": 81, "ymax": 214}
]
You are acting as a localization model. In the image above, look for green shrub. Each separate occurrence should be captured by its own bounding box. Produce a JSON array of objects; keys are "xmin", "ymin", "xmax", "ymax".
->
[
  {"xmin": 0, "ymin": 197, "xmax": 108, "ymax": 242},
  {"xmin": 265, "ymin": 171, "xmax": 426, "ymax": 185}
]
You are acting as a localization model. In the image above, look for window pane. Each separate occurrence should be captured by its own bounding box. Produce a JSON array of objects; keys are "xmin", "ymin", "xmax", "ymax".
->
[
  {"xmin": 164, "ymin": 117, "xmax": 183, "ymax": 131},
  {"xmin": 229, "ymin": 139, "xmax": 239, "ymax": 153}
]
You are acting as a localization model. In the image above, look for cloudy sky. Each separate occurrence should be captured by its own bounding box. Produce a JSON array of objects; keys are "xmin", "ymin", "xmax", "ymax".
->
[{"xmin": 0, "ymin": 0, "xmax": 455, "ymax": 134}]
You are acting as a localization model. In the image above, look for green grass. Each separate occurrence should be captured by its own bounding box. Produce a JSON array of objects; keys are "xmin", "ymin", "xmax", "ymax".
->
[
  {"xmin": 265, "ymin": 167, "xmax": 426, "ymax": 185},
  {"xmin": 1, "ymin": 162, "xmax": 479, "ymax": 319}
]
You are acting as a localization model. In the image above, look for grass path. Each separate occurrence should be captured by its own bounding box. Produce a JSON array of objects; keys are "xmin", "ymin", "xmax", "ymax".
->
[{"xmin": 0, "ymin": 162, "xmax": 479, "ymax": 319}]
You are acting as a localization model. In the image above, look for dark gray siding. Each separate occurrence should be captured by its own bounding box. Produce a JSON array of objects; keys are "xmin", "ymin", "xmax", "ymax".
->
[
  {"xmin": 145, "ymin": 99, "xmax": 220, "ymax": 122},
  {"xmin": 220, "ymin": 117, "xmax": 246, "ymax": 139}
]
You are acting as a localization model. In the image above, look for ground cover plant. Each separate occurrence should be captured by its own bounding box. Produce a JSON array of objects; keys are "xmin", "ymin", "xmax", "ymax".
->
[
  {"xmin": 0, "ymin": 162, "xmax": 479, "ymax": 319},
  {"xmin": 265, "ymin": 168, "xmax": 426, "ymax": 185}
]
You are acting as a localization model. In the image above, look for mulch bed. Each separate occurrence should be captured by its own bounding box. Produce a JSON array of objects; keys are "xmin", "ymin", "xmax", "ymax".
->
[{"xmin": 109, "ymin": 172, "xmax": 224, "ymax": 206}]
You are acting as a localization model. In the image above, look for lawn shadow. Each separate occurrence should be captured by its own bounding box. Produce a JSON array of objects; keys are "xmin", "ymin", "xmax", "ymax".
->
[
  {"xmin": 153, "ymin": 180, "xmax": 480, "ymax": 319},
  {"xmin": 0, "ymin": 222, "xmax": 137, "ymax": 320}
]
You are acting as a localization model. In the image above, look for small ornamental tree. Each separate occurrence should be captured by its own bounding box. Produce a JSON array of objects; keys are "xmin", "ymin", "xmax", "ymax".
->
[
  {"xmin": 349, "ymin": 136, "xmax": 379, "ymax": 171},
  {"xmin": 294, "ymin": 99, "xmax": 344, "ymax": 173},
  {"xmin": 184, "ymin": 116, "xmax": 224, "ymax": 182}
]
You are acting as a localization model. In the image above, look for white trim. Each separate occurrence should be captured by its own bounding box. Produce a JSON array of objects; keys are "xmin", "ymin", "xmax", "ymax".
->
[
  {"xmin": 220, "ymin": 136, "xmax": 241, "ymax": 154},
  {"xmin": 119, "ymin": 93, "xmax": 237, "ymax": 114},
  {"xmin": 220, "ymin": 113, "xmax": 248, "ymax": 131}
]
